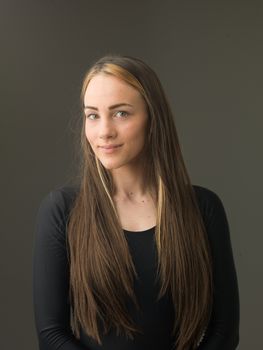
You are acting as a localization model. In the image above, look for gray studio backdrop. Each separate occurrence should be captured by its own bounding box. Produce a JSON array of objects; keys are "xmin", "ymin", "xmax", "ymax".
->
[{"xmin": 1, "ymin": 0, "xmax": 262, "ymax": 349}]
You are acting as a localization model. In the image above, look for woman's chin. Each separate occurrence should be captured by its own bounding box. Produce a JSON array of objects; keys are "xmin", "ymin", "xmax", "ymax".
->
[{"xmin": 99, "ymin": 159, "xmax": 124, "ymax": 170}]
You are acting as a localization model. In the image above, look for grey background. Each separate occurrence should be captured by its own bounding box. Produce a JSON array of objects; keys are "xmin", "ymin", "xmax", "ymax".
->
[{"xmin": 1, "ymin": 0, "xmax": 262, "ymax": 349}]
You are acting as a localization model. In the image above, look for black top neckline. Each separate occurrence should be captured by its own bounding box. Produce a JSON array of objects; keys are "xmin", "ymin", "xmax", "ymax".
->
[{"xmin": 123, "ymin": 225, "xmax": 156, "ymax": 234}]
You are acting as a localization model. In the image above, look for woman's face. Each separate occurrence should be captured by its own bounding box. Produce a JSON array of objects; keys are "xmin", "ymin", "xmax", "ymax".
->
[{"xmin": 83, "ymin": 73, "xmax": 149, "ymax": 171}]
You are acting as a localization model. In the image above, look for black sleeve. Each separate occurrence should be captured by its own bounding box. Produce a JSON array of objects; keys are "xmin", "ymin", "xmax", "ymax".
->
[
  {"xmin": 32, "ymin": 189, "xmax": 88, "ymax": 350},
  {"xmin": 197, "ymin": 189, "xmax": 240, "ymax": 349}
]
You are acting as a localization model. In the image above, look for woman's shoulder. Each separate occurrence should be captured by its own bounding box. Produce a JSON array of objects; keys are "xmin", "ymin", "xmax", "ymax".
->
[
  {"xmin": 192, "ymin": 184, "xmax": 222, "ymax": 203},
  {"xmin": 191, "ymin": 184, "xmax": 233, "ymax": 251},
  {"xmin": 52, "ymin": 183, "xmax": 80, "ymax": 203},
  {"xmin": 191, "ymin": 184, "xmax": 227, "ymax": 226},
  {"xmin": 36, "ymin": 184, "xmax": 80, "ymax": 226}
]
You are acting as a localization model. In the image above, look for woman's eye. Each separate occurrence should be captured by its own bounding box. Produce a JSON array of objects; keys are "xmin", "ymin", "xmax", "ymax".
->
[
  {"xmin": 87, "ymin": 113, "xmax": 97, "ymax": 120},
  {"xmin": 86, "ymin": 111, "xmax": 128, "ymax": 120},
  {"xmin": 116, "ymin": 111, "xmax": 128, "ymax": 118}
]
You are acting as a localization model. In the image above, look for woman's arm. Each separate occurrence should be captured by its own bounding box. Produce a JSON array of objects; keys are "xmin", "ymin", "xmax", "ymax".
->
[
  {"xmin": 197, "ymin": 188, "xmax": 240, "ymax": 349},
  {"xmin": 32, "ymin": 189, "xmax": 87, "ymax": 350}
]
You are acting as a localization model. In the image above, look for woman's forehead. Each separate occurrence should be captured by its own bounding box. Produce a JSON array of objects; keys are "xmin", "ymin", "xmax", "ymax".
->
[{"xmin": 84, "ymin": 74, "xmax": 143, "ymax": 107}]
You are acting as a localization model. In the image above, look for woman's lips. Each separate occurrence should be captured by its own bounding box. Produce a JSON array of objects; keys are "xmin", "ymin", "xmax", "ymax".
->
[{"xmin": 100, "ymin": 145, "xmax": 122, "ymax": 154}]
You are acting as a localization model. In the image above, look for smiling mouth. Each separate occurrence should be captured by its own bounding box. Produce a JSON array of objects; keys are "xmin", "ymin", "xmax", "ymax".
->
[
  {"xmin": 100, "ymin": 144, "xmax": 122, "ymax": 149},
  {"xmin": 100, "ymin": 145, "xmax": 122, "ymax": 153}
]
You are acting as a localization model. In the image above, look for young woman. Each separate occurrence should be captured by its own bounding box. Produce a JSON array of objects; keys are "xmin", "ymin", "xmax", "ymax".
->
[{"xmin": 33, "ymin": 55, "xmax": 240, "ymax": 350}]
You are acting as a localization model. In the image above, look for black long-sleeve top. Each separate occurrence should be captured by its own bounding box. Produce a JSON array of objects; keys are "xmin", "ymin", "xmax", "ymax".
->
[{"xmin": 32, "ymin": 184, "xmax": 240, "ymax": 349}]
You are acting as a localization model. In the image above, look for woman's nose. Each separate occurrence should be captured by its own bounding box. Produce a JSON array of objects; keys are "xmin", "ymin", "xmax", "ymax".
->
[{"xmin": 98, "ymin": 118, "xmax": 116, "ymax": 139}]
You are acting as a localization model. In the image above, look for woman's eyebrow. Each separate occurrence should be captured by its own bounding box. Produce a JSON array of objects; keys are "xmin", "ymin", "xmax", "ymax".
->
[{"xmin": 84, "ymin": 103, "xmax": 133, "ymax": 110}]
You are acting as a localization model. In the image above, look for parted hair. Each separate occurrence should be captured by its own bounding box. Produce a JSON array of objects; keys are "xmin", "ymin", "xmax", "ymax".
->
[{"xmin": 66, "ymin": 54, "xmax": 213, "ymax": 350}]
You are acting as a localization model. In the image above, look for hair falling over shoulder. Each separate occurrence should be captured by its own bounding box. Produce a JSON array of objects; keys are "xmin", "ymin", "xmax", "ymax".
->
[{"xmin": 66, "ymin": 54, "xmax": 213, "ymax": 350}]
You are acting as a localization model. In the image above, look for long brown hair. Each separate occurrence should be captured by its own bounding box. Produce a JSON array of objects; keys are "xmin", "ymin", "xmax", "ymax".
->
[{"xmin": 66, "ymin": 54, "xmax": 213, "ymax": 350}]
